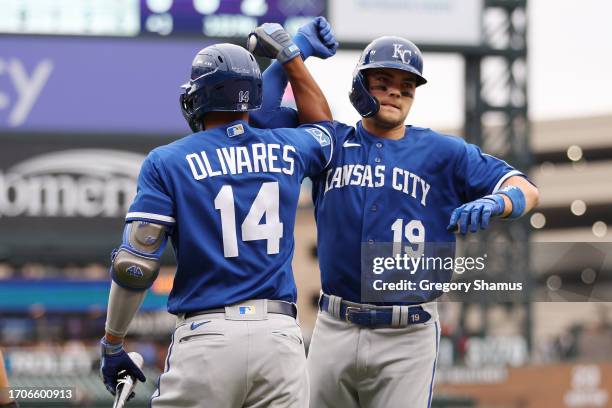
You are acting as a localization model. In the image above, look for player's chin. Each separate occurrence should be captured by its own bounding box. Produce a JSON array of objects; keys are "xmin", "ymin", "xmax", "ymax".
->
[{"xmin": 375, "ymin": 110, "xmax": 407, "ymax": 128}]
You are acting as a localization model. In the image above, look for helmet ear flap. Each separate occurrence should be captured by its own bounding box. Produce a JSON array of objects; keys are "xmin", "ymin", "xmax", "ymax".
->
[
  {"xmin": 179, "ymin": 91, "xmax": 201, "ymax": 133},
  {"xmin": 349, "ymin": 70, "xmax": 379, "ymax": 118}
]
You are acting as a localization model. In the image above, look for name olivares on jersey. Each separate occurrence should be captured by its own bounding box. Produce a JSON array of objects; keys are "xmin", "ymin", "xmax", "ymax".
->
[
  {"xmin": 186, "ymin": 143, "xmax": 296, "ymax": 180},
  {"xmin": 324, "ymin": 165, "xmax": 431, "ymax": 206}
]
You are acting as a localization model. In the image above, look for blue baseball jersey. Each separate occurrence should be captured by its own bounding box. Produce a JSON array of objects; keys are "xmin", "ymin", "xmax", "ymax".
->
[
  {"xmin": 311, "ymin": 121, "xmax": 523, "ymax": 304},
  {"xmin": 125, "ymin": 120, "xmax": 334, "ymax": 314}
]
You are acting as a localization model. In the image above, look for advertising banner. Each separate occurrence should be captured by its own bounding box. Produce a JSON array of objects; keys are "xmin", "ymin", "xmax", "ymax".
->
[
  {"xmin": 0, "ymin": 36, "xmax": 212, "ymax": 134},
  {"xmin": 0, "ymin": 133, "xmax": 175, "ymax": 264}
]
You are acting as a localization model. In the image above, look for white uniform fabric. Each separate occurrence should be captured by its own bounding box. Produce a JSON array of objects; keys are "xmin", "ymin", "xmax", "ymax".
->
[
  {"xmin": 307, "ymin": 310, "xmax": 440, "ymax": 408},
  {"xmin": 151, "ymin": 312, "xmax": 308, "ymax": 408}
]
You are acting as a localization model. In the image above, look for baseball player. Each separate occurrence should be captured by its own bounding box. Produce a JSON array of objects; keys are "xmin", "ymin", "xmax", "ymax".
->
[
  {"xmin": 99, "ymin": 22, "xmax": 337, "ymax": 408},
  {"xmin": 251, "ymin": 33, "xmax": 540, "ymax": 407}
]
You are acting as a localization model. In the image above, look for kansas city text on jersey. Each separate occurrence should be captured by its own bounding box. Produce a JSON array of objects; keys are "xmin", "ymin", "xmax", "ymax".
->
[
  {"xmin": 323, "ymin": 164, "xmax": 431, "ymax": 206},
  {"xmin": 186, "ymin": 143, "xmax": 297, "ymax": 180}
]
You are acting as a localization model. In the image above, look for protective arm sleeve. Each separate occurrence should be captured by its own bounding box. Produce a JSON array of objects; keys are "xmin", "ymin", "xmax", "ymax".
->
[
  {"xmin": 249, "ymin": 60, "xmax": 299, "ymax": 129},
  {"xmin": 104, "ymin": 281, "xmax": 146, "ymax": 338}
]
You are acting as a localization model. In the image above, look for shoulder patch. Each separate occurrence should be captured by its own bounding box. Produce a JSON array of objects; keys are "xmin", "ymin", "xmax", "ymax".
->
[
  {"xmin": 305, "ymin": 127, "xmax": 330, "ymax": 147},
  {"xmin": 227, "ymin": 124, "xmax": 245, "ymax": 138}
]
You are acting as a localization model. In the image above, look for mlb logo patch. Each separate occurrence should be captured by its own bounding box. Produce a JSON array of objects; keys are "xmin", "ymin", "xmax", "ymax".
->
[
  {"xmin": 227, "ymin": 124, "xmax": 245, "ymax": 137},
  {"xmin": 306, "ymin": 127, "xmax": 330, "ymax": 147},
  {"xmin": 239, "ymin": 306, "xmax": 255, "ymax": 315}
]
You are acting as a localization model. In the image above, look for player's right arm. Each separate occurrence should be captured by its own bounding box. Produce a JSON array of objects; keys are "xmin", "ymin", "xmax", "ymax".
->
[
  {"xmin": 0, "ymin": 349, "xmax": 18, "ymax": 407},
  {"xmin": 100, "ymin": 221, "xmax": 165, "ymax": 395},
  {"xmin": 249, "ymin": 17, "xmax": 338, "ymax": 128},
  {"xmin": 282, "ymin": 45, "xmax": 332, "ymax": 124},
  {"xmin": 100, "ymin": 152, "xmax": 175, "ymax": 396}
]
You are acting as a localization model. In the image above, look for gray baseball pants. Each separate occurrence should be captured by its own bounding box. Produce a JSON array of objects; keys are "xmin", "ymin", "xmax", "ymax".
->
[
  {"xmin": 150, "ymin": 310, "xmax": 308, "ymax": 408},
  {"xmin": 307, "ymin": 308, "xmax": 440, "ymax": 408}
]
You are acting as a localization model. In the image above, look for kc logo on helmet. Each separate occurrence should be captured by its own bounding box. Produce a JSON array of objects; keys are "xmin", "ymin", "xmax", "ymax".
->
[{"xmin": 392, "ymin": 44, "xmax": 412, "ymax": 64}]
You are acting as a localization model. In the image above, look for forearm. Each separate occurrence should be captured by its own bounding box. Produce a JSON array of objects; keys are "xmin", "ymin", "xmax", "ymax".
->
[
  {"xmin": 282, "ymin": 57, "xmax": 332, "ymax": 123},
  {"xmin": 499, "ymin": 176, "xmax": 540, "ymax": 217},
  {"xmin": 448, "ymin": 175, "xmax": 540, "ymax": 234},
  {"xmin": 261, "ymin": 61, "xmax": 288, "ymax": 112},
  {"xmin": 0, "ymin": 350, "xmax": 11, "ymax": 403},
  {"xmin": 104, "ymin": 221, "xmax": 167, "ymax": 343},
  {"xmin": 250, "ymin": 60, "xmax": 300, "ymax": 129},
  {"xmin": 104, "ymin": 282, "xmax": 146, "ymax": 343},
  {"xmin": 0, "ymin": 352, "xmax": 8, "ymax": 387}
]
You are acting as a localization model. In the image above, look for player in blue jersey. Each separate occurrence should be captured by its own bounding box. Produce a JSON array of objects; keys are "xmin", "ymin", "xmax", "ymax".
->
[
  {"xmin": 99, "ymin": 20, "xmax": 338, "ymax": 408},
  {"xmin": 251, "ymin": 30, "xmax": 539, "ymax": 407}
]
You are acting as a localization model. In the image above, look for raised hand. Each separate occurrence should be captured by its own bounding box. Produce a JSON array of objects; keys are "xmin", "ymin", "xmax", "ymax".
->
[
  {"xmin": 294, "ymin": 16, "xmax": 339, "ymax": 59},
  {"xmin": 247, "ymin": 23, "xmax": 301, "ymax": 64}
]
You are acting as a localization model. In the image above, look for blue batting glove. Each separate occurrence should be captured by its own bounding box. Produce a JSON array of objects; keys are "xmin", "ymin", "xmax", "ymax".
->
[
  {"xmin": 100, "ymin": 338, "xmax": 146, "ymax": 398},
  {"xmin": 447, "ymin": 195, "xmax": 505, "ymax": 234},
  {"xmin": 294, "ymin": 16, "xmax": 338, "ymax": 59}
]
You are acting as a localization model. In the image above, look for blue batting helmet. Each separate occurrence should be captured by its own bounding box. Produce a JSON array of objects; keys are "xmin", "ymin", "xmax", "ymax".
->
[
  {"xmin": 349, "ymin": 36, "xmax": 427, "ymax": 118},
  {"xmin": 180, "ymin": 43, "xmax": 262, "ymax": 132}
]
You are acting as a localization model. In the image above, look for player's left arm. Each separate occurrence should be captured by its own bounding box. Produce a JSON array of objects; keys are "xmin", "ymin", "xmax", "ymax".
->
[
  {"xmin": 448, "ymin": 175, "xmax": 539, "ymax": 234},
  {"xmin": 497, "ymin": 175, "xmax": 539, "ymax": 217},
  {"xmin": 448, "ymin": 142, "xmax": 540, "ymax": 234}
]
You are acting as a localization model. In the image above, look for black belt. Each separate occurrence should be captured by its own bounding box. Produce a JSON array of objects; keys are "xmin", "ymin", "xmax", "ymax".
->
[
  {"xmin": 319, "ymin": 293, "xmax": 431, "ymax": 327},
  {"xmin": 185, "ymin": 301, "xmax": 297, "ymax": 319}
]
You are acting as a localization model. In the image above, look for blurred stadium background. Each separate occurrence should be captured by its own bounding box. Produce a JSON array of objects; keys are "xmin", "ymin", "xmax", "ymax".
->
[{"xmin": 1, "ymin": 1, "xmax": 611, "ymax": 407}]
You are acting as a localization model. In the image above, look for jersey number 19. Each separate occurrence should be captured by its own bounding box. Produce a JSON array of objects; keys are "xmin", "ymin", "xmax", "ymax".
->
[
  {"xmin": 391, "ymin": 218, "xmax": 425, "ymax": 257},
  {"xmin": 214, "ymin": 181, "xmax": 284, "ymax": 258}
]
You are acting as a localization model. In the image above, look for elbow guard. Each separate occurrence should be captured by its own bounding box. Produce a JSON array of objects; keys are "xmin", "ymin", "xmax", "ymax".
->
[{"xmin": 111, "ymin": 221, "xmax": 168, "ymax": 291}]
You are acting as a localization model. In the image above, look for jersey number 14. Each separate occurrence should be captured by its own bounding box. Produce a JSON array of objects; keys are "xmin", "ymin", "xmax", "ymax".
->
[{"xmin": 214, "ymin": 181, "xmax": 284, "ymax": 258}]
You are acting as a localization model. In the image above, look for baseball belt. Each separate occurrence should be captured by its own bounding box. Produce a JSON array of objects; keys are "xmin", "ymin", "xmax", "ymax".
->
[
  {"xmin": 185, "ymin": 300, "xmax": 297, "ymax": 319},
  {"xmin": 319, "ymin": 293, "xmax": 431, "ymax": 328}
]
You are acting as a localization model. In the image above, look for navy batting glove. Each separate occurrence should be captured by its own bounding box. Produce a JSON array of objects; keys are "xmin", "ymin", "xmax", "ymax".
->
[
  {"xmin": 294, "ymin": 16, "xmax": 338, "ymax": 59},
  {"xmin": 447, "ymin": 195, "xmax": 505, "ymax": 234},
  {"xmin": 100, "ymin": 338, "xmax": 146, "ymax": 398}
]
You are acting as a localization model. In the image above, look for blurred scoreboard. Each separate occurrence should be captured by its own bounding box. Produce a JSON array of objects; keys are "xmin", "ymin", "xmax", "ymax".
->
[
  {"xmin": 142, "ymin": 0, "xmax": 326, "ymax": 37},
  {"xmin": 0, "ymin": 0, "xmax": 326, "ymax": 37}
]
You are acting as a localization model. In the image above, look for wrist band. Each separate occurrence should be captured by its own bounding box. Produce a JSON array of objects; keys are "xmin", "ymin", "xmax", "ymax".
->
[
  {"xmin": 496, "ymin": 185, "xmax": 526, "ymax": 219},
  {"xmin": 100, "ymin": 337, "xmax": 123, "ymax": 355},
  {"xmin": 278, "ymin": 44, "xmax": 301, "ymax": 64},
  {"xmin": 293, "ymin": 33, "xmax": 313, "ymax": 60}
]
